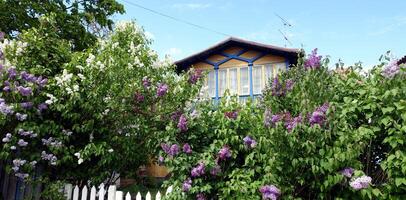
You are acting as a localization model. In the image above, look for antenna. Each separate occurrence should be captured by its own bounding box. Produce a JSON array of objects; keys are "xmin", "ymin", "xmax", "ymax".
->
[
  {"xmin": 278, "ymin": 29, "xmax": 292, "ymax": 47},
  {"xmin": 275, "ymin": 13, "xmax": 292, "ymax": 27}
]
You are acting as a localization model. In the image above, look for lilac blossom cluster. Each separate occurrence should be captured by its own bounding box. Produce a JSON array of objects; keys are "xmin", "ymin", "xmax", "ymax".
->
[
  {"xmin": 41, "ymin": 151, "xmax": 57, "ymax": 165},
  {"xmin": 161, "ymin": 143, "xmax": 180, "ymax": 156},
  {"xmin": 17, "ymin": 139, "xmax": 28, "ymax": 147},
  {"xmin": 304, "ymin": 48, "xmax": 322, "ymax": 69},
  {"xmin": 191, "ymin": 162, "xmax": 205, "ymax": 177},
  {"xmin": 12, "ymin": 159, "xmax": 27, "ymax": 172},
  {"xmin": 134, "ymin": 92, "xmax": 145, "ymax": 103},
  {"xmin": 271, "ymin": 77, "xmax": 294, "ymax": 97},
  {"xmin": 349, "ymin": 175, "xmax": 372, "ymax": 190},
  {"xmin": 18, "ymin": 129, "xmax": 37, "ymax": 138},
  {"xmin": 177, "ymin": 114, "xmax": 188, "ymax": 132},
  {"xmin": 42, "ymin": 137, "xmax": 63, "ymax": 148},
  {"xmin": 2, "ymin": 133, "xmax": 12, "ymax": 143},
  {"xmin": 196, "ymin": 193, "xmax": 206, "ymax": 200},
  {"xmin": 142, "ymin": 76, "xmax": 151, "ymax": 88},
  {"xmin": 243, "ymin": 136, "xmax": 257, "ymax": 149},
  {"xmin": 188, "ymin": 69, "xmax": 203, "ymax": 84},
  {"xmin": 340, "ymin": 167, "xmax": 354, "ymax": 178},
  {"xmin": 16, "ymin": 112, "xmax": 28, "ymax": 121},
  {"xmin": 309, "ymin": 103, "xmax": 329, "ymax": 127},
  {"xmin": 224, "ymin": 111, "xmax": 238, "ymax": 120},
  {"xmin": 182, "ymin": 143, "xmax": 192, "ymax": 154},
  {"xmin": 210, "ymin": 164, "xmax": 221, "ymax": 176},
  {"xmin": 182, "ymin": 178, "xmax": 192, "ymax": 192},
  {"xmin": 156, "ymin": 83, "xmax": 168, "ymax": 97},
  {"xmin": 0, "ymin": 98, "xmax": 14, "ymax": 115},
  {"xmin": 217, "ymin": 146, "xmax": 232, "ymax": 161},
  {"xmin": 259, "ymin": 185, "xmax": 281, "ymax": 200},
  {"xmin": 382, "ymin": 59, "xmax": 403, "ymax": 78}
]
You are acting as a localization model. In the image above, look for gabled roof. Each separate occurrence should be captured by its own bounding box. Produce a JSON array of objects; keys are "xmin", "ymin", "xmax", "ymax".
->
[
  {"xmin": 175, "ymin": 37, "xmax": 301, "ymax": 71},
  {"xmin": 397, "ymin": 55, "xmax": 406, "ymax": 65}
]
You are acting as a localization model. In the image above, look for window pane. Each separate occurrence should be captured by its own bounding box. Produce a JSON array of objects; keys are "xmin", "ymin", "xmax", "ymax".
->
[
  {"xmin": 240, "ymin": 67, "xmax": 249, "ymax": 95},
  {"xmin": 229, "ymin": 68, "xmax": 238, "ymax": 94},
  {"xmin": 253, "ymin": 65, "xmax": 262, "ymax": 94},
  {"xmin": 275, "ymin": 63, "xmax": 286, "ymax": 75},
  {"xmin": 218, "ymin": 69, "xmax": 227, "ymax": 97},
  {"xmin": 264, "ymin": 64, "xmax": 273, "ymax": 85},
  {"xmin": 208, "ymin": 70, "xmax": 216, "ymax": 97}
]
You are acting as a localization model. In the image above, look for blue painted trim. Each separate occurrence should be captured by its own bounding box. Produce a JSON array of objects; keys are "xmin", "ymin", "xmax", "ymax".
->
[
  {"xmin": 236, "ymin": 49, "xmax": 248, "ymax": 56},
  {"xmin": 251, "ymin": 52, "xmax": 267, "ymax": 62},
  {"xmin": 285, "ymin": 59, "xmax": 290, "ymax": 70},
  {"xmin": 219, "ymin": 53, "xmax": 251, "ymax": 63},
  {"xmin": 215, "ymin": 66, "xmax": 219, "ymax": 102},
  {"xmin": 248, "ymin": 62, "xmax": 254, "ymax": 99}
]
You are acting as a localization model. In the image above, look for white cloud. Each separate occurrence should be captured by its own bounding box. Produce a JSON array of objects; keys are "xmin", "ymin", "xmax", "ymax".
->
[
  {"xmin": 172, "ymin": 3, "xmax": 211, "ymax": 10},
  {"xmin": 368, "ymin": 16, "xmax": 406, "ymax": 36}
]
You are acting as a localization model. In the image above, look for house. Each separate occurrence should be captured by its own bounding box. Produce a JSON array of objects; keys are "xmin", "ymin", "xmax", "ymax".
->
[
  {"xmin": 398, "ymin": 55, "xmax": 406, "ymax": 65},
  {"xmin": 175, "ymin": 37, "xmax": 301, "ymax": 101}
]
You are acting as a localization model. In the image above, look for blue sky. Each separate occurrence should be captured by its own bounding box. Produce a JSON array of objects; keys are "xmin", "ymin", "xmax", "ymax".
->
[{"xmin": 114, "ymin": 0, "xmax": 406, "ymax": 68}]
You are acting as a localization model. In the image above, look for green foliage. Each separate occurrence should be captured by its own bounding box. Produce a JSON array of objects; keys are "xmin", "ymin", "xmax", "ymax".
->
[
  {"xmin": 0, "ymin": 0, "xmax": 124, "ymax": 50},
  {"xmin": 160, "ymin": 52, "xmax": 406, "ymax": 199}
]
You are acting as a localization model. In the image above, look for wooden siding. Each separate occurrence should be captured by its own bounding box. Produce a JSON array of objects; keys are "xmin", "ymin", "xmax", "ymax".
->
[
  {"xmin": 254, "ymin": 55, "xmax": 285, "ymax": 65},
  {"xmin": 222, "ymin": 46, "xmax": 244, "ymax": 55}
]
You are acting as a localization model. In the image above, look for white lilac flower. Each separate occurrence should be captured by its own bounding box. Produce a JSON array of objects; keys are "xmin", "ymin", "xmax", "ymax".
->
[{"xmin": 350, "ymin": 175, "xmax": 372, "ymax": 190}]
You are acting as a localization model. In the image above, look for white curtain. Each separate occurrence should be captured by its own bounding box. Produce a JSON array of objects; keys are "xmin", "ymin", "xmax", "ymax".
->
[
  {"xmin": 229, "ymin": 68, "xmax": 238, "ymax": 94},
  {"xmin": 253, "ymin": 65, "xmax": 262, "ymax": 94},
  {"xmin": 208, "ymin": 70, "xmax": 216, "ymax": 97},
  {"xmin": 240, "ymin": 67, "xmax": 249, "ymax": 95},
  {"xmin": 218, "ymin": 69, "xmax": 227, "ymax": 96}
]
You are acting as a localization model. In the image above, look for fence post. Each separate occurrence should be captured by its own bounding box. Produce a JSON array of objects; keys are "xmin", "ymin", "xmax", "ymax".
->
[
  {"xmin": 64, "ymin": 184, "xmax": 73, "ymax": 200},
  {"xmin": 98, "ymin": 183, "xmax": 105, "ymax": 200},
  {"xmin": 81, "ymin": 186, "xmax": 88, "ymax": 200},
  {"xmin": 90, "ymin": 186, "xmax": 96, "ymax": 200},
  {"xmin": 107, "ymin": 185, "xmax": 116, "ymax": 200},
  {"xmin": 72, "ymin": 185, "xmax": 79, "ymax": 200},
  {"xmin": 115, "ymin": 191, "xmax": 123, "ymax": 200},
  {"xmin": 135, "ymin": 192, "xmax": 141, "ymax": 200},
  {"xmin": 125, "ymin": 192, "xmax": 131, "ymax": 200},
  {"xmin": 145, "ymin": 192, "xmax": 151, "ymax": 200},
  {"xmin": 156, "ymin": 191, "xmax": 161, "ymax": 200}
]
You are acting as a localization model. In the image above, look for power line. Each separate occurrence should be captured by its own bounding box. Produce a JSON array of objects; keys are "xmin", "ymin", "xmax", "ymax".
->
[{"xmin": 119, "ymin": 0, "xmax": 232, "ymax": 37}]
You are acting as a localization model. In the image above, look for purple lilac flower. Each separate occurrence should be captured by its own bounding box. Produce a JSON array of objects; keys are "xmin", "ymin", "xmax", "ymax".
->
[
  {"xmin": 62, "ymin": 129, "xmax": 73, "ymax": 136},
  {"xmin": 183, "ymin": 143, "xmax": 192, "ymax": 154},
  {"xmin": 161, "ymin": 143, "xmax": 170, "ymax": 154},
  {"xmin": 41, "ymin": 151, "xmax": 57, "ymax": 165},
  {"xmin": 18, "ymin": 139, "xmax": 28, "ymax": 147},
  {"xmin": 2, "ymin": 86, "xmax": 10, "ymax": 92},
  {"xmin": 218, "ymin": 146, "xmax": 232, "ymax": 161},
  {"xmin": 382, "ymin": 60, "xmax": 401, "ymax": 78},
  {"xmin": 304, "ymin": 48, "xmax": 322, "ymax": 69},
  {"xmin": 169, "ymin": 144, "xmax": 180, "ymax": 156},
  {"xmin": 285, "ymin": 79, "xmax": 294, "ymax": 91},
  {"xmin": 16, "ymin": 113, "xmax": 28, "ymax": 121},
  {"xmin": 243, "ymin": 136, "xmax": 257, "ymax": 148},
  {"xmin": 142, "ymin": 76, "xmax": 151, "ymax": 88},
  {"xmin": 158, "ymin": 156, "xmax": 164, "ymax": 165},
  {"xmin": 285, "ymin": 115, "xmax": 302, "ymax": 132},
  {"xmin": 341, "ymin": 167, "xmax": 354, "ymax": 178},
  {"xmin": 20, "ymin": 102, "xmax": 33, "ymax": 109},
  {"xmin": 0, "ymin": 32, "xmax": 4, "ymax": 40},
  {"xmin": 224, "ymin": 111, "xmax": 238, "ymax": 120},
  {"xmin": 271, "ymin": 77, "xmax": 283, "ymax": 96},
  {"xmin": 134, "ymin": 92, "xmax": 145, "ymax": 102},
  {"xmin": 42, "ymin": 137, "xmax": 63, "ymax": 148},
  {"xmin": 36, "ymin": 76, "xmax": 48, "ymax": 87},
  {"xmin": 210, "ymin": 165, "xmax": 221, "ymax": 176},
  {"xmin": 177, "ymin": 114, "xmax": 188, "ymax": 132},
  {"xmin": 271, "ymin": 113, "xmax": 283, "ymax": 124},
  {"xmin": 309, "ymin": 103, "xmax": 329, "ymax": 127},
  {"xmin": 30, "ymin": 161, "xmax": 37, "ymax": 166},
  {"xmin": 18, "ymin": 129, "xmax": 34, "ymax": 137},
  {"xmin": 8, "ymin": 68, "xmax": 17, "ymax": 79},
  {"xmin": 349, "ymin": 175, "xmax": 372, "ymax": 190},
  {"xmin": 20, "ymin": 71, "xmax": 37, "ymax": 82},
  {"xmin": 182, "ymin": 178, "xmax": 192, "ymax": 192},
  {"xmin": 189, "ymin": 69, "xmax": 203, "ymax": 84},
  {"xmin": 38, "ymin": 103, "xmax": 48, "ymax": 111},
  {"xmin": 17, "ymin": 86, "xmax": 32, "ymax": 96},
  {"xmin": 2, "ymin": 133, "xmax": 11, "ymax": 143},
  {"xmin": 196, "ymin": 193, "xmax": 206, "ymax": 200},
  {"xmin": 12, "ymin": 159, "xmax": 26, "ymax": 172},
  {"xmin": 156, "ymin": 83, "xmax": 168, "ymax": 97},
  {"xmin": 0, "ymin": 101, "xmax": 14, "ymax": 115},
  {"xmin": 259, "ymin": 185, "xmax": 281, "ymax": 200},
  {"xmin": 191, "ymin": 162, "xmax": 205, "ymax": 177},
  {"xmin": 170, "ymin": 110, "xmax": 182, "ymax": 122}
]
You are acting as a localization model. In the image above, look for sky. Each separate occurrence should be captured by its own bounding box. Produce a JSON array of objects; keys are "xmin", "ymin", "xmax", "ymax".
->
[{"xmin": 114, "ymin": 0, "xmax": 406, "ymax": 68}]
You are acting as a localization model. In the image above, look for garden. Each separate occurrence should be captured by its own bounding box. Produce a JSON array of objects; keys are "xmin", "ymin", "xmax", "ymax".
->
[{"xmin": 1, "ymin": 2, "xmax": 406, "ymax": 200}]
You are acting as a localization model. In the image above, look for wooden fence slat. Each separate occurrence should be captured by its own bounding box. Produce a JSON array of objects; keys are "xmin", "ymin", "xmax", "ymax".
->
[
  {"xmin": 156, "ymin": 191, "xmax": 161, "ymax": 200},
  {"xmin": 72, "ymin": 186, "xmax": 79, "ymax": 200},
  {"xmin": 115, "ymin": 191, "xmax": 123, "ymax": 200},
  {"xmin": 81, "ymin": 186, "xmax": 88, "ymax": 200},
  {"xmin": 125, "ymin": 192, "xmax": 131, "ymax": 200},
  {"xmin": 135, "ymin": 192, "xmax": 142, "ymax": 200},
  {"xmin": 98, "ymin": 184, "xmax": 105, "ymax": 200},
  {"xmin": 145, "ymin": 192, "xmax": 151, "ymax": 200},
  {"xmin": 107, "ymin": 185, "xmax": 116, "ymax": 200},
  {"xmin": 64, "ymin": 184, "xmax": 73, "ymax": 200},
  {"xmin": 90, "ymin": 186, "xmax": 96, "ymax": 200}
]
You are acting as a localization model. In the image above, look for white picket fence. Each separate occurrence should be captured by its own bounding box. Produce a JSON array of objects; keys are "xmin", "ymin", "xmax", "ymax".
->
[{"xmin": 64, "ymin": 183, "xmax": 173, "ymax": 200}]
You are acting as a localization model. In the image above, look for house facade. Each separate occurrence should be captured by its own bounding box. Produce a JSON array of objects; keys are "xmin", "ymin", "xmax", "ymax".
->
[{"xmin": 175, "ymin": 37, "xmax": 300, "ymax": 101}]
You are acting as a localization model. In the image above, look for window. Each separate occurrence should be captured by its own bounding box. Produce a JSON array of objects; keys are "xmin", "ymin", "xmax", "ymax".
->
[
  {"xmin": 275, "ymin": 62, "xmax": 287, "ymax": 74},
  {"xmin": 218, "ymin": 69, "xmax": 227, "ymax": 96},
  {"xmin": 253, "ymin": 65, "xmax": 262, "ymax": 94},
  {"xmin": 240, "ymin": 67, "xmax": 249, "ymax": 95},
  {"xmin": 264, "ymin": 64, "xmax": 273, "ymax": 85},
  {"xmin": 229, "ymin": 68, "xmax": 238, "ymax": 94},
  {"xmin": 207, "ymin": 70, "xmax": 216, "ymax": 97}
]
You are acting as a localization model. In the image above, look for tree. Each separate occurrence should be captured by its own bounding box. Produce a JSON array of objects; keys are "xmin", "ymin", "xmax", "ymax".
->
[{"xmin": 0, "ymin": 0, "xmax": 124, "ymax": 50}]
